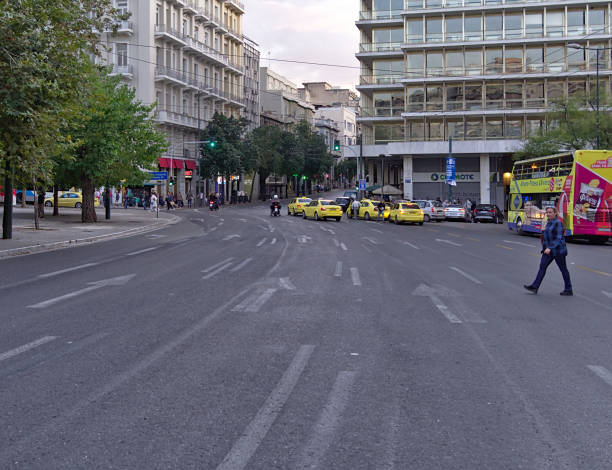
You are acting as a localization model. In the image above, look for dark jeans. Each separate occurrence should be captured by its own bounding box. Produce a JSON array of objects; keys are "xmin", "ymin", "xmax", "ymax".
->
[{"xmin": 532, "ymin": 252, "xmax": 572, "ymax": 291}]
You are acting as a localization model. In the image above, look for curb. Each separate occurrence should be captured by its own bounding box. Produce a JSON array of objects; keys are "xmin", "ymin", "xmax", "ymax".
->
[{"xmin": 0, "ymin": 213, "xmax": 180, "ymax": 260}]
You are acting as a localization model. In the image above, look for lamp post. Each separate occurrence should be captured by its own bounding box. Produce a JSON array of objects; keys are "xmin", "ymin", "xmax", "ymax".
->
[{"xmin": 568, "ymin": 43, "xmax": 611, "ymax": 150}]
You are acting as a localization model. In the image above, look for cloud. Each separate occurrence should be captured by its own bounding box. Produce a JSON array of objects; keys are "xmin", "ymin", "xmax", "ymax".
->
[{"xmin": 244, "ymin": 0, "xmax": 359, "ymax": 89}]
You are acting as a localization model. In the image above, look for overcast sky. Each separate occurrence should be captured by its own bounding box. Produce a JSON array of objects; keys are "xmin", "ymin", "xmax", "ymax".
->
[{"xmin": 244, "ymin": 0, "xmax": 360, "ymax": 90}]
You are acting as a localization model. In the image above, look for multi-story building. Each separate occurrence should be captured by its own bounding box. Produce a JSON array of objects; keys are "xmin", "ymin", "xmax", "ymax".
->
[
  {"xmin": 100, "ymin": 0, "xmax": 246, "ymax": 197},
  {"xmin": 355, "ymin": 0, "xmax": 611, "ymax": 205},
  {"xmin": 260, "ymin": 67, "xmax": 316, "ymax": 127},
  {"xmin": 243, "ymin": 35, "xmax": 260, "ymax": 132},
  {"xmin": 300, "ymin": 82, "xmax": 361, "ymax": 110},
  {"xmin": 315, "ymin": 106, "xmax": 359, "ymax": 147}
]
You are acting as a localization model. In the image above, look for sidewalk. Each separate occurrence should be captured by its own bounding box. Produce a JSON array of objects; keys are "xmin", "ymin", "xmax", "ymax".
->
[{"xmin": 0, "ymin": 206, "xmax": 179, "ymax": 259}]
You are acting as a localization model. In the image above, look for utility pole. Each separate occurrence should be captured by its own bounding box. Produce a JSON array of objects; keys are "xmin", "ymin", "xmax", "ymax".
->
[{"xmin": 2, "ymin": 160, "xmax": 13, "ymax": 239}]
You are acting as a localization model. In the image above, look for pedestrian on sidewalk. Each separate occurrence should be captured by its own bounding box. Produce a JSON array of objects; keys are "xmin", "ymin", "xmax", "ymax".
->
[
  {"xmin": 187, "ymin": 191, "xmax": 193, "ymax": 208},
  {"xmin": 199, "ymin": 191, "xmax": 204, "ymax": 207},
  {"xmin": 177, "ymin": 192, "xmax": 184, "ymax": 208},
  {"xmin": 524, "ymin": 206, "xmax": 573, "ymax": 296},
  {"xmin": 150, "ymin": 191, "xmax": 158, "ymax": 212}
]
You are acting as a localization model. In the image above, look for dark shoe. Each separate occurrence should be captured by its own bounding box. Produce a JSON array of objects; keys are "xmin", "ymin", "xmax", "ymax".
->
[
  {"xmin": 560, "ymin": 291, "xmax": 573, "ymax": 296},
  {"xmin": 524, "ymin": 284, "xmax": 538, "ymax": 294}
]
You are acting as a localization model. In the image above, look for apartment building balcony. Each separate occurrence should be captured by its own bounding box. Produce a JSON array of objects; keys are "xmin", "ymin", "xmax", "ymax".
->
[
  {"xmin": 107, "ymin": 20, "xmax": 133, "ymax": 35},
  {"xmin": 357, "ymin": 75, "xmax": 405, "ymax": 91},
  {"xmin": 215, "ymin": 18, "xmax": 228, "ymax": 33},
  {"xmin": 225, "ymin": 23, "xmax": 243, "ymax": 42},
  {"xmin": 154, "ymin": 66, "xmax": 189, "ymax": 86},
  {"xmin": 227, "ymin": 61, "xmax": 245, "ymax": 74},
  {"xmin": 195, "ymin": 6, "xmax": 211, "ymax": 21},
  {"xmin": 108, "ymin": 64, "xmax": 134, "ymax": 79},
  {"xmin": 183, "ymin": 0, "xmax": 198, "ymax": 15},
  {"xmin": 229, "ymin": 93, "xmax": 246, "ymax": 107},
  {"xmin": 225, "ymin": 0, "xmax": 245, "ymax": 14},
  {"xmin": 403, "ymin": 0, "xmax": 609, "ymax": 13},
  {"xmin": 154, "ymin": 24, "xmax": 187, "ymax": 46},
  {"xmin": 155, "ymin": 110, "xmax": 199, "ymax": 130},
  {"xmin": 183, "ymin": 36, "xmax": 231, "ymax": 68}
]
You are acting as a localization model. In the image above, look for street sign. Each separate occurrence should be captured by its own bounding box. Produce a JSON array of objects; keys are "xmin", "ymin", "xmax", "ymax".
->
[
  {"xmin": 359, "ymin": 179, "xmax": 367, "ymax": 190},
  {"xmin": 445, "ymin": 157, "xmax": 457, "ymax": 186},
  {"xmin": 148, "ymin": 171, "xmax": 168, "ymax": 181}
]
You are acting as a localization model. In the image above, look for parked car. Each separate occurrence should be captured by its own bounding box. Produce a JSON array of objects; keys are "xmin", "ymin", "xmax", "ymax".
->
[
  {"xmin": 349, "ymin": 199, "xmax": 390, "ymax": 221},
  {"xmin": 413, "ymin": 200, "xmax": 445, "ymax": 222},
  {"xmin": 335, "ymin": 197, "xmax": 351, "ymax": 213},
  {"xmin": 302, "ymin": 199, "xmax": 343, "ymax": 221},
  {"xmin": 388, "ymin": 202, "xmax": 424, "ymax": 225},
  {"xmin": 44, "ymin": 191, "xmax": 100, "ymax": 208},
  {"xmin": 473, "ymin": 204, "xmax": 504, "ymax": 224},
  {"xmin": 287, "ymin": 197, "xmax": 312, "ymax": 216},
  {"xmin": 444, "ymin": 204, "xmax": 472, "ymax": 222}
]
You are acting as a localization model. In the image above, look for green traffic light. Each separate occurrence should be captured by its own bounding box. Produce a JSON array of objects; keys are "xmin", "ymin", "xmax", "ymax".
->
[
  {"xmin": 209, "ymin": 140, "xmax": 216, "ymax": 149},
  {"xmin": 333, "ymin": 140, "xmax": 340, "ymax": 151}
]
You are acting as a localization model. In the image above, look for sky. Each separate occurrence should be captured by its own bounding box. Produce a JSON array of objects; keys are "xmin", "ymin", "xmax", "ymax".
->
[{"xmin": 243, "ymin": 0, "xmax": 360, "ymax": 90}]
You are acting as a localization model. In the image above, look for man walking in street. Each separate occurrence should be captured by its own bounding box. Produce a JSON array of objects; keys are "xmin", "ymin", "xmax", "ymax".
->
[
  {"xmin": 351, "ymin": 198, "xmax": 361, "ymax": 220},
  {"xmin": 377, "ymin": 199, "xmax": 386, "ymax": 222}
]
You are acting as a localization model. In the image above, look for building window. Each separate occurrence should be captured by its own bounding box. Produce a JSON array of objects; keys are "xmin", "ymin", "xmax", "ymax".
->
[
  {"xmin": 446, "ymin": 84, "xmax": 463, "ymax": 111},
  {"xmin": 505, "ymin": 47, "xmax": 523, "ymax": 73},
  {"xmin": 447, "ymin": 119, "xmax": 465, "ymax": 139},
  {"xmin": 465, "ymin": 84, "xmax": 482, "ymax": 110},
  {"xmin": 116, "ymin": 43, "xmax": 128, "ymax": 66},
  {"xmin": 466, "ymin": 118, "xmax": 483, "ymax": 139},
  {"xmin": 526, "ymin": 117, "xmax": 544, "ymax": 136},
  {"xmin": 485, "ymin": 82, "xmax": 503, "ymax": 109},
  {"xmin": 546, "ymin": 46, "xmax": 565, "ymax": 73},
  {"xmin": 427, "ymin": 120, "xmax": 443, "ymax": 140},
  {"xmin": 546, "ymin": 11, "xmax": 564, "ymax": 37},
  {"xmin": 426, "ymin": 17, "xmax": 442, "ymax": 42},
  {"xmin": 445, "ymin": 17, "xmax": 462, "ymax": 42},
  {"xmin": 525, "ymin": 13, "xmax": 542, "ymax": 38},
  {"xmin": 485, "ymin": 48, "xmax": 503, "ymax": 74},
  {"xmin": 406, "ymin": 19, "xmax": 423, "ymax": 43},
  {"xmin": 464, "ymin": 16, "xmax": 482, "ymax": 41},
  {"xmin": 568, "ymin": 47, "xmax": 586, "ymax": 72},
  {"xmin": 547, "ymin": 80, "xmax": 565, "ymax": 102},
  {"xmin": 426, "ymin": 85, "xmax": 443, "ymax": 111},
  {"xmin": 156, "ymin": 4, "xmax": 161, "ymax": 25},
  {"xmin": 446, "ymin": 50, "xmax": 463, "ymax": 76},
  {"xmin": 526, "ymin": 82, "xmax": 544, "ymax": 108},
  {"xmin": 526, "ymin": 47, "xmax": 544, "ymax": 73},
  {"xmin": 485, "ymin": 14, "xmax": 502, "ymax": 40},
  {"xmin": 505, "ymin": 82, "xmax": 523, "ymax": 108},
  {"xmin": 426, "ymin": 51, "xmax": 443, "ymax": 77},
  {"xmin": 406, "ymin": 53, "xmax": 424, "ymax": 78},
  {"xmin": 589, "ymin": 9, "xmax": 607, "ymax": 34},
  {"xmin": 504, "ymin": 13, "xmax": 522, "ymax": 39},
  {"xmin": 407, "ymin": 86, "xmax": 424, "ymax": 111},
  {"xmin": 465, "ymin": 49, "xmax": 482, "ymax": 75},
  {"xmin": 506, "ymin": 118, "xmax": 523, "ymax": 138},
  {"xmin": 373, "ymin": 27, "xmax": 403, "ymax": 49},
  {"xmin": 567, "ymin": 9, "xmax": 586, "ymax": 36},
  {"xmin": 408, "ymin": 121, "xmax": 425, "ymax": 141}
]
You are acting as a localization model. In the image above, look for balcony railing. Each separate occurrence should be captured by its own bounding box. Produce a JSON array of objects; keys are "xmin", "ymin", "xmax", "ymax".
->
[
  {"xmin": 155, "ymin": 66, "xmax": 188, "ymax": 84},
  {"xmin": 226, "ymin": 0, "xmax": 245, "ymax": 12},
  {"xmin": 359, "ymin": 75, "xmax": 404, "ymax": 86},
  {"xmin": 155, "ymin": 110, "xmax": 199, "ymax": 129},
  {"xmin": 108, "ymin": 20, "xmax": 133, "ymax": 34},
  {"xmin": 359, "ymin": 10, "xmax": 403, "ymax": 21},
  {"xmin": 360, "ymin": 0, "xmax": 612, "ymax": 13},
  {"xmin": 359, "ymin": 42, "xmax": 403, "ymax": 53},
  {"xmin": 154, "ymin": 24, "xmax": 186, "ymax": 44},
  {"xmin": 110, "ymin": 64, "xmax": 133, "ymax": 76}
]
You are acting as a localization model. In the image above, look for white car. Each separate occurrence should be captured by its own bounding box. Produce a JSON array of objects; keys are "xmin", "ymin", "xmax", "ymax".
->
[
  {"xmin": 414, "ymin": 200, "xmax": 445, "ymax": 222},
  {"xmin": 444, "ymin": 204, "xmax": 472, "ymax": 222}
]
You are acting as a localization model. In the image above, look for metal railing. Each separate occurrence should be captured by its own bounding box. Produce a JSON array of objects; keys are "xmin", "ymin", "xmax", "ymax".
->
[
  {"xmin": 154, "ymin": 24, "xmax": 186, "ymax": 43},
  {"xmin": 359, "ymin": 42, "xmax": 403, "ymax": 53},
  {"xmin": 110, "ymin": 64, "xmax": 133, "ymax": 75}
]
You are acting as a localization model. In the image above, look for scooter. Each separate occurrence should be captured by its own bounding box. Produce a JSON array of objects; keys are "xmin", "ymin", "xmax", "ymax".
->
[
  {"xmin": 270, "ymin": 203, "xmax": 281, "ymax": 216},
  {"xmin": 209, "ymin": 200, "xmax": 219, "ymax": 211}
]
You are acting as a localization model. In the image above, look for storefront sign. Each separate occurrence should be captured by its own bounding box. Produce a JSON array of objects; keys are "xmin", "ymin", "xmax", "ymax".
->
[
  {"xmin": 147, "ymin": 171, "xmax": 168, "ymax": 181},
  {"xmin": 413, "ymin": 172, "xmax": 480, "ymax": 183},
  {"xmin": 185, "ymin": 170, "xmax": 193, "ymax": 178},
  {"xmin": 445, "ymin": 157, "xmax": 456, "ymax": 186}
]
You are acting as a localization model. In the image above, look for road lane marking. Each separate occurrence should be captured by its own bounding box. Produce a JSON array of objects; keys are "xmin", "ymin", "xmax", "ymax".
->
[
  {"xmin": 146, "ymin": 234, "xmax": 167, "ymax": 239},
  {"xmin": 295, "ymin": 371, "xmax": 357, "ymax": 470},
  {"xmin": 279, "ymin": 278, "xmax": 296, "ymax": 290},
  {"xmin": 38, "ymin": 263, "xmax": 99, "ymax": 279},
  {"xmin": 202, "ymin": 263, "xmax": 233, "ymax": 280},
  {"xmin": 232, "ymin": 288, "xmax": 278, "ymax": 313},
  {"xmin": 239, "ymin": 218, "xmax": 247, "ymax": 223},
  {"xmin": 363, "ymin": 237, "xmax": 380, "ymax": 245},
  {"xmin": 576, "ymin": 265, "xmax": 612, "ymax": 277},
  {"xmin": 0, "ymin": 336, "xmax": 57, "ymax": 363},
  {"xmin": 298, "ymin": 235, "xmax": 312, "ymax": 244},
  {"xmin": 361, "ymin": 244, "xmax": 372, "ymax": 253},
  {"xmin": 449, "ymin": 266, "xmax": 483, "ymax": 285},
  {"xmin": 216, "ymin": 345, "xmax": 315, "ymax": 470},
  {"xmin": 340, "ymin": 243, "xmax": 348, "ymax": 251},
  {"xmin": 350, "ymin": 267, "xmax": 362, "ymax": 286},
  {"xmin": 503, "ymin": 240, "xmax": 537, "ymax": 248},
  {"xmin": 370, "ymin": 228, "xmax": 383, "ymax": 234},
  {"xmin": 403, "ymin": 241, "xmax": 419, "ymax": 249},
  {"xmin": 256, "ymin": 238, "xmax": 268, "ymax": 247},
  {"xmin": 27, "ymin": 275, "xmax": 135, "ymax": 309},
  {"xmin": 435, "ymin": 238, "xmax": 462, "ymax": 247},
  {"xmin": 603, "ymin": 291, "xmax": 612, "ymax": 299},
  {"xmin": 496, "ymin": 244, "xmax": 513, "ymax": 250},
  {"xmin": 126, "ymin": 247, "xmax": 157, "ymax": 256},
  {"xmin": 466, "ymin": 237, "xmax": 480, "ymax": 242},
  {"xmin": 448, "ymin": 233, "xmax": 462, "ymax": 238},
  {"xmin": 430, "ymin": 294, "xmax": 462, "ymax": 323},
  {"xmin": 202, "ymin": 258, "xmax": 235, "ymax": 273},
  {"xmin": 334, "ymin": 261, "xmax": 343, "ymax": 277},
  {"xmin": 270, "ymin": 238, "xmax": 277, "ymax": 245},
  {"xmin": 231, "ymin": 258, "xmax": 253, "ymax": 273},
  {"xmin": 222, "ymin": 234, "xmax": 240, "ymax": 241},
  {"xmin": 333, "ymin": 239, "xmax": 339, "ymax": 247},
  {"xmin": 209, "ymin": 227, "xmax": 218, "ymax": 232},
  {"xmin": 588, "ymin": 365, "xmax": 612, "ymax": 387}
]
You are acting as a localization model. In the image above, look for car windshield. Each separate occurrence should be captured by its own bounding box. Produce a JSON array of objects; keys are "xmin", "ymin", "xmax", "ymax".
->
[
  {"xmin": 320, "ymin": 200, "xmax": 334, "ymax": 206},
  {"xmin": 335, "ymin": 198, "xmax": 349, "ymax": 203},
  {"xmin": 432, "ymin": 201, "xmax": 442, "ymax": 207},
  {"xmin": 448, "ymin": 205, "xmax": 463, "ymax": 208},
  {"xmin": 298, "ymin": 198, "xmax": 311, "ymax": 203},
  {"xmin": 415, "ymin": 201, "xmax": 426, "ymax": 208},
  {"xmin": 402, "ymin": 204, "xmax": 420, "ymax": 209}
]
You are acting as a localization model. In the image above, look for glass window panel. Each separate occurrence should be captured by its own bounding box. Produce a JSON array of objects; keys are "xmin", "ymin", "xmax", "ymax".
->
[
  {"xmin": 526, "ymin": 47, "xmax": 544, "ymax": 72},
  {"xmin": 485, "ymin": 0, "xmax": 501, "ymax": 4},
  {"xmin": 567, "ymin": 47, "xmax": 586, "ymax": 71},
  {"xmin": 568, "ymin": 80, "xmax": 586, "ymax": 100},
  {"xmin": 505, "ymin": 82, "xmax": 523, "ymax": 108},
  {"xmin": 547, "ymin": 80, "xmax": 565, "ymax": 102},
  {"xmin": 505, "ymin": 48, "xmax": 523, "ymax": 73},
  {"xmin": 391, "ymin": 91, "xmax": 405, "ymax": 116},
  {"xmin": 407, "ymin": 19, "xmax": 423, "ymax": 43},
  {"xmin": 526, "ymin": 118, "xmax": 544, "ymax": 136},
  {"xmin": 406, "ymin": 0, "xmax": 423, "ymax": 8},
  {"xmin": 567, "ymin": 9, "xmax": 586, "ymax": 35},
  {"xmin": 374, "ymin": 125, "xmax": 392, "ymax": 144},
  {"xmin": 446, "ymin": 0, "xmax": 463, "ymax": 7},
  {"xmin": 589, "ymin": 9, "xmax": 606, "ymax": 34},
  {"xmin": 374, "ymin": 0, "xmax": 389, "ymax": 11},
  {"xmin": 446, "ymin": 84, "xmax": 464, "ymax": 110},
  {"xmin": 445, "ymin": 17, "xmax": 463, "ymax": 41},
  {"xmin": 546, "ymin": 46, "xmax": 564, "ymax": 72},
  {"xmin": 525, "ymin": 13, "xmax": 542, "ymax": 37},
  {"xmin": 447, "ymin": 119, "xmax": 465, "ymax": 139},
  {"xmin": 374, "ymin": 92, "xmax": 391, "ymax": 116},
  {"xmin": 426, "ymin": 0, "xmax": 443, "ymax": 8},
  {"xmin": 428, "ymin": 120, "xmax": 443, "ymax": 140},
  {"xmin": 373, "ymin": 29, "xmax": 389, "ymax": 43},
  {"xmin": 409, "ymin": 121, "xmax": 425, "ymax": 140},
  {"xmin": 464, "ymin": 16, "xmax": 482, "ymax": 41},
  {"xmin": 406, "ymin": 53, "xmax": 424, "ymax": 77},
  {"xmin": 485, "ymin": 48, "xmax": 503, "ymax": 74},
  {"xmin": 486, "ymin": 82, "xmax": 503, "ymax": 109},
  {"xmin": 391, "ymin": 0, "xmax": 403, "ymax": 10},
  {"xmin": 465, "ymin": 50, "xmax": 482, "ymax": 75},
  {"xmin": 426, "ymin": 18, "xmax": 443, "ymax": 42},
  {"xmin": 426, "ymin": 51, "xmax": 443, "ymax": 76},
  {"xmin": 466, "ymin": 118, "xmax": 483, "ymax": 138},
  {"xmin": 546, "ymin": 11, "xmax": 564, "ymax": 37},
  {"xmin": 426, "ymin": 85, "xmax": 443, "ymax": 110},
  {"xmin": 390, "ymin": 28, "xmax": 403, "ymax": 43},
  {"xmin": 465, "ymin": 84, "xmax": 482, "ymax": 109},
  {"xmin": 485, "ymin": 15, "xmax": 502, "ymax": 40},
  {"xmin": 392, "ymin": 124, "xmax": 405, "ymax": 142},
  {"xmin": 464, "ymin": 0, "xmax": 480, "ymax": 5},
  {"xmin": 506, "ymin": 119, "xmax": 523, "ymax": 138},
  {"xmin": 504, "ymin": 14, "xmax": 522, "ymax": 39},
  {"xmin": 589, "ymin": 45, "xmax": 608, "ymax": 70},
  {"xmin": 486, "ymin": 118, "xmax": 503, "ymax": 138},
  {"xmin": 526, "ymin": 82, "xmax": 545, "ymax": 108},
  {"xmin": 407, "ymin": 87, "xmax": 424, "ymax": 111},
  {"xmin": 446, "ymin": 51, "xmax": 463, "ymax": 75}
]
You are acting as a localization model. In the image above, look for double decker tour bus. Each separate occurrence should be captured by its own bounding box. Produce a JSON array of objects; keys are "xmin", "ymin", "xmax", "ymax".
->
[{"xmin": 508, "ymin": 150, "xmax": 612, "ymax": 244}]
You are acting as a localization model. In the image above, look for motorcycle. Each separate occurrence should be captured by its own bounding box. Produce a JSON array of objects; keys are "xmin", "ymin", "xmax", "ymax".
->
[
  {"xmin": 209, "ymin": 200, "xmax": 219, "ymax": 211},
  {"xmin": 270, "ymin": 203, "xmax": 281, "ymax": 216}
]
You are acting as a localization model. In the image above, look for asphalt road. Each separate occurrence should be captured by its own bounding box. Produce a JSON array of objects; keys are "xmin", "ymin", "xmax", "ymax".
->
[{"xmin": 1, "ymin": 199, "xmax": 611, "ymax": 469}]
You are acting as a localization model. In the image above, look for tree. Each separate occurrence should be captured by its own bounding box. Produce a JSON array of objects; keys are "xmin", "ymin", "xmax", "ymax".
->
[
  {"xmin": 294, "ymin": 120, "xmax": 333, "ymax": 185},
  {"xmin": 58, "ymin": 69, "xmax": 167, "ymax": 222},
  {"xmin": 244, "ymin": 125, "xmax": 284, "ymax": 200},
  {"xmin": 0, "ymin": 0, "xmax": 120, "ymax": 237},
  {"xmin": 514, "ymin": 92, "xmax": 612, "ymax": 160}
]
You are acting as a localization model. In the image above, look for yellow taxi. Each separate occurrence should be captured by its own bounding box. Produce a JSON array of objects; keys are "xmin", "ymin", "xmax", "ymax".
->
[
  {"xmin": 352, "ymin": 199, "xmax": 390, "ymax": 221},
  {"xmin": 287, "ymin": 197, "xmax": 312, "ymax": 216},
  {"xmin": 388, "ymin": 201, "xmax": 424, "ymax": 225},
  {"xmin": 302, "ymin": 199, "xmax": 343, "ymax": 221},
  {"xmin": 44, "ymin": 191, "xmax": 100, "ymax": 208}
]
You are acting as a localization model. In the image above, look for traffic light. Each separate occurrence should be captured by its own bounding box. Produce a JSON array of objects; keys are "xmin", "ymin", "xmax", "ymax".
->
[
  {"xmin": 169, "ymin": 178, "xmax": 174, "ymax": 186},
  {"xmin": 209, "ymin": 140, "xmax": 216, "ymax": 149},
  {"xmin": 333, "ymin": 140, "xmax": 340, "ymax": 151}
]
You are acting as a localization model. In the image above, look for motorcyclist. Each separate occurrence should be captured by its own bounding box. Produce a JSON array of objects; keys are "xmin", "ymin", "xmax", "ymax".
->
[
  {"xmin": 208, "ymin": 193, "xmax": 218, "ymax": 210},
  {"xmin": 270, "ymin": 195, "xmax": 281, "ymax": 216}
]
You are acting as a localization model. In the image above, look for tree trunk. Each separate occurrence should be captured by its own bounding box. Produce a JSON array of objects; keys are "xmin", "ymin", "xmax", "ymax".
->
[
  {"xmin": 21, "ymin": 186, "xmax": 26, "ymax": 207},
  {"xmin": 2, "ymin": 160, "xmax": 13, "ymax": 239},
  {"xmin": 33, "ymin": 180, "xmax": 40, "ymax": 230},
  {"xmin": 53, "ymin": 185, "xmax": 59, "ymax": 216},
  {"xmin": 259, "ymin": 172, "xmax": 267, "ymax": 201},
  {"xmin": 81, "ymin": 173, "xmax": 97, "ymax": 223},
  {"xmin": 248, "ymin": 171, "xmax": 256, "ymax": 203}
]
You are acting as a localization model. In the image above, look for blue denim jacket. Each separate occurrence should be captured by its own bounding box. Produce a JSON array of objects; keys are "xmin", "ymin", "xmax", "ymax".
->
[{"xmin": 542, "ymin": 218, "xmax": 567, "ymax": 256}]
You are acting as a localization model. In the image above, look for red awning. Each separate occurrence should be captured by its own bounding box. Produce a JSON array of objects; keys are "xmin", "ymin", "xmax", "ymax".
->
[
  {"xmin": 185, "ymin": 160, "xmax": 196, "ymax": 170},
  {"xmin": 158, "ymin": 157, "xmax": 170, "ymax": 168},
  {"xmin": 172, "ymin": 159, "xmax": 184, "ymax": 169}
]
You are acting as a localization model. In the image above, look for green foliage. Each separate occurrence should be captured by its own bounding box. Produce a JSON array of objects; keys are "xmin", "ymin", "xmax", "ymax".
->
[
  {"xmin": 199, "ymin": 113, "xmax": 248, "ymax": 179},
  {"xmin": 335, "ymin": 159, "xmax": 357, "ymax": 180},
  {"xmin": 514, "ymin": 92, "xmax": 612, "ymax": 160}
]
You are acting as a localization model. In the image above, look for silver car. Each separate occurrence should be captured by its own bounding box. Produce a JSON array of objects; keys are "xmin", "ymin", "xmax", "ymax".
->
[
  {"xmin": 443, "ymin": 204, "xmax": 472, "ymax": 222},
  {"xmin": 414, "ymin": 200, "xmax": 445, "ymax": 222}
]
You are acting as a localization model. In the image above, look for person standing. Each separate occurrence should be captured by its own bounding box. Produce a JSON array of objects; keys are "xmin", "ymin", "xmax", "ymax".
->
[
  {"xmin": 351, "ymin": 198, "xmax": 361, "ymax": 220},
  {"xmin": 177, "ymin": 192, "xmax": 184, "ymax": 208},
  {"xmin": 524, "ymin": 207, "xmax": 573, "ymax": 295},
  {"xmin": 376, "ymin": 199, "xmax": 385, "ymax": 222},
  {"xmin": 199, "ymin": 191, "xmax": 204, "ymax": 207},
  {"xmin": 150, "ymin": 191, "xmax": 158, "ymax": 212},
  {"xmin": 187, "ymin": 191, "xmax": 193, "ymax": 208}
]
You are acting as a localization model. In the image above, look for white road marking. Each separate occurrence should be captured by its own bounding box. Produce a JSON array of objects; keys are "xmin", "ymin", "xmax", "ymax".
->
[
  {"xmin": 361, "ymin": 244, "xmax": 372, "ymax": 253},
  {"xmin": 403, "ymin": 241, "xmax": 419, "ymax": 249},
  {"xmin": 328, "ymin": 229, "xmax": 336, "ymax": 235},
  {"xmin": 146, "ymin": 234, "xmax": 167, "ymax": 239},
  {"xmin": 340, "ymin": 243, "xmax": 348, "ymax": 251},
  {"xmin": 298, "ymin": 235, "xmax": 312, "ymax": 244},
  {"xmin": 333, "ymin": 239, "xmax": 340, "ymax": 247},
  {"xmin": 270, "ymin": 238, "xmax": 277, "ymax": 245},
  {"xmin": 435, "ymin": 238, "xmax": 462, "ymax": 247},
  {"xmin": 28, "ymin": 275, "xmax": 135, "ymax": 309},
  {"xmin": 256, "ymin": 238, "xmax": 268, "ymax": 247},
  {"xmin": 126, "ymin": 247, "xmax": 157, "ymax": 256},
  {"xmin": 295, "ymin": 371, "xmax": 357, "ymax": 470},
  {"xmin": 503, "ymin": 240, "xmax": 537, "ymax": 248},
  {"xmin": 38, "ymin": 263, "xmax": 99, "ymax": 279},
  {"xmin": 245, "ymin": 288, "xmax": 277, "ymax": 312},
  {"xmin": 202, "ymin": 263, "xmax": 233, "ymax": 280},
  {"xmin": 230, "ymin": 258, "xmax": 253, "ymax": 273},
  {"xmin": 222, "ymin": 234, "xmax": 240, "ymax": 241},
  {"xmin": 279, "ymin": 278, "xmax": 296, "ymax": 290},
  {"xmin": 602, "ymin": 291, "xmax": 612, "ymax": 299},
  {"xmin": 370, "ymin": 228, "xmax": 384, "ymax": 234},
  {"xmin": 449, "ymin": 266, "xmax": 483, "ymax": 285},
  {"xmin": 363, "ymin": 237, "xmax": 380, "ymax": 245},
  {"xmin": 239, "ymin": 218, "xmax": 247, "ymax": 223},
  {"xmin": 216, "ymin": 345, "xmax": 315, "ymax": 470},
  {"xmin": 350, "ymin": 267, "xmax": 362, "ymax": 286},
  {"xmin": 430, "ymin": 294, "xmax": 462, "ymax": 323},
  {"xmin": 334, "ymin": 261, "xmax": 343, "ymax": 277},
  {"xmin": 588, "ymin": 365, "xmax": 612, "ymax": 387},
  {"xmin": 0, "ymin": 336, "xmax": 58, "ymax": 363},
  {"xmin": 209, "ymin": 226, "xmax": 218, "ymax": 232},
  {"xmin": 202, "ymin": 257, "xmax": 235, "ymax": 273}
]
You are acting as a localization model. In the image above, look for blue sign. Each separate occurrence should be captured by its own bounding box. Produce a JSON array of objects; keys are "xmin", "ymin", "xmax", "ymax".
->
[
  {"xmin": 445, "ymin": 157, "xmax": 456, "ymax": 186},
  {"xmin": 148, "ymin": 171, "xmax": 168, "ymax": 181},
  {"xmin": 359, "ymin": 179, "xmax": 367, "ymax": 191}
]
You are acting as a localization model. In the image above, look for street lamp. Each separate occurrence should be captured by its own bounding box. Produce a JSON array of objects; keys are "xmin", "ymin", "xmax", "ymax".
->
[
  {"xmin": 568, "ymin": 43, "xmax": 611, "ymax": 150},
  {"xmin": 379, "ymin": 153, "xmax": 391, "ymax": 201}
]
